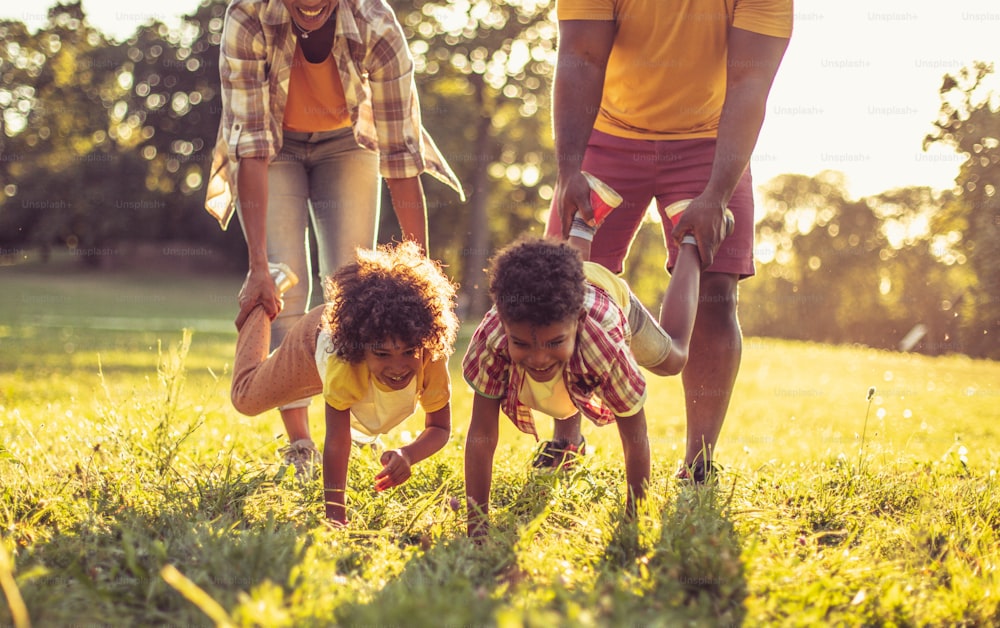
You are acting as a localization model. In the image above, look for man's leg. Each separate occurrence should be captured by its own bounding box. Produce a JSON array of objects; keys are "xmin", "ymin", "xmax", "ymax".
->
[
  {"xmin": 652, "ymin": 138, "xmax": 754, "ymax": 480},
  {"xmin": 682, "ymin": 272, "xmax": 740, "ymax": 471}
]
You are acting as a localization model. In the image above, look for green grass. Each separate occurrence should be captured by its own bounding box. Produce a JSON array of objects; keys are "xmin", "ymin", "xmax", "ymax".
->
[{"xmin": 2, "ymin": 262, "xmax": 1000, "ymax": 626}]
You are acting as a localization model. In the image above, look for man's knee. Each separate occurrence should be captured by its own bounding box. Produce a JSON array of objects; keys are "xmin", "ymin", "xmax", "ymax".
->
[{"xmin": 698, "ymin": 273, "xmax": 739, "ymax": 318}]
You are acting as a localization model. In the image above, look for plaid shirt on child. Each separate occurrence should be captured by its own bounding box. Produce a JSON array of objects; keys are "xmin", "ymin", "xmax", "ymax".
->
[
  {"xmin": 463, "ymin": 284, "xmax": 647, "ymax": 439},
  {"xmin": 205, "ymin": 0, "xmax": 463, "ymax": 228}
]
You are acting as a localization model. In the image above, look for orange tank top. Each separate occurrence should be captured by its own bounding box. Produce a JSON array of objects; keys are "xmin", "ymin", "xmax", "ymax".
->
[{"xmin": 282, "ymin": 42, "xmax": 351, "ymax": 133}]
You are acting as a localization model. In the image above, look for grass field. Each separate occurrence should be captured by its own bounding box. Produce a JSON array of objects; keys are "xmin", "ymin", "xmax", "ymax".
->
[{"xmin": 2, "ymin": 261, "xmax": 999, "ymax": 626}]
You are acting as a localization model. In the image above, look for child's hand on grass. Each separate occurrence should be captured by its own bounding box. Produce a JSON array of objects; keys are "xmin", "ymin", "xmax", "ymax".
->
[{"xmin": 375, "ymin": 449, "xmax": 411, "ymax": 491}]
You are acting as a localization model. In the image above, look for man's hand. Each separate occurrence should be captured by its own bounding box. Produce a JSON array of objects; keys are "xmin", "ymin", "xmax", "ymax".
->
[
  {"xmin": 671, "ymin": 195, "xmax": 730, "ymax": 270},
  {"xmin": 375, "ymin": 448, "xmax": 412, "ymax": 491},
  {"xmin": 235, "ymin": 267, "xmax": 281, "ymax": 329},
  {"xmin": 554, "ymin": 170, "xmax": 595, "ymax": 238}
]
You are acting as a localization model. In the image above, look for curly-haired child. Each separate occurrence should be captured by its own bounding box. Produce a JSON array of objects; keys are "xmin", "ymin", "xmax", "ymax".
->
[
  {"xmin": 231, "ymin": 241, "xmax": 459, "ymax": 524},
  {"xmin": 462, "ymin": 232, "xmax": 704, "ymax": 536}
]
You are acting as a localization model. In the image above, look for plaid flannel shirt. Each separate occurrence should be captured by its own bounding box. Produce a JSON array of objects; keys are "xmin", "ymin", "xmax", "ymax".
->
[
  {"xmin": 205, "ymin": 0, "xmax": 463, "ymax": 228},
  {"xmin": 462, "ymin": 284, "xmax": 647, "ymax": 439}
]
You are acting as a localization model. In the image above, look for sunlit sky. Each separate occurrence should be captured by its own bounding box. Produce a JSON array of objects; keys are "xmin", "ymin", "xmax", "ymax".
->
[{"xmin": 3, "ymin": 0, "xmax": 999, "ymax": 201}]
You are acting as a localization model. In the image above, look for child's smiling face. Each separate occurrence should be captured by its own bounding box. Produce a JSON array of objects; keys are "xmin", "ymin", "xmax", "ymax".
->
[
  {"xmin": 502, "ymin": 314, "xmax": 582, "ymax": 383},
  {"xmin": 365, "ymin": 339, "xmax": 421, "ymax": 390}
]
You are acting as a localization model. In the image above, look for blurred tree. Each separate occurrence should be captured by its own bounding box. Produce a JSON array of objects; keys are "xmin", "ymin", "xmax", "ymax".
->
[
  {"xmin": 0, "ymin": 0, "xmax": 244, "ymax": 266},
  {"xmin": 924, "ymin": 61, "xmax": 1000, "ymax": 359},
  {"xmin": 116, "ymin": 0, "xmax": 242, "ymax": 253},
  {"xmin": 0, "ymin": 2, "xmax": 133, "ymax": 261},
  {"xmin": 391, "ymin": 0, "xmax": 557, "ymax": 316},
  {"xmin": 742, "ymin": 172, "xmax": 964, "ymax": 354}
]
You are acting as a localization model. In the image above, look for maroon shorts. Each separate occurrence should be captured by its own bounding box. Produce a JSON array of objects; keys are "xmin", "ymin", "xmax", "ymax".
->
[{"xmin": 545, "ymin": 130, "xmax": 756, "ymax": 278}]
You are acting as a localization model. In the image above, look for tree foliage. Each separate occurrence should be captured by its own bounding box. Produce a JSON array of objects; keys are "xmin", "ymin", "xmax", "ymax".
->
[
  {"xmin": 741, "ymin": 172, "xmax": 971, "ymax": 355},
  {"xmin": 924, "ymin": 61, "xmax": 1000, "ymax": 358},
  {"xmin": 2, "ymin": 4, "xmax": 998, "ymax": 358},
  {"xmin": 391, "ymin": 0, "xmax": 557, "ymax": 315}
]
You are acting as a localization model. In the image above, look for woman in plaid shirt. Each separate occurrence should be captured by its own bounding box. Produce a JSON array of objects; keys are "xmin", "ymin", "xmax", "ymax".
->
[
  {"xmin": 205, "ymin": 0, "xmax": 462, "ymax": 474},
  {"xmin": 463, "ymin": 232, "xmax": 705, "ymax": 537}
]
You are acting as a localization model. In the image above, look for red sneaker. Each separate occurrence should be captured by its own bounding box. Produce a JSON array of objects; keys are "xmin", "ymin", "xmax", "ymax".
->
[{"xmin": 531, "ymin": 437, "xmax": 586, "ymax": 470}]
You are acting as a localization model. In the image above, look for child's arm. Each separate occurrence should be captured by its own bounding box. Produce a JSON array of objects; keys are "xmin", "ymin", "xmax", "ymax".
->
[
  {"xmin": 465, "ymin": 393, "xmax": 501, "ymax": 538},
  {"xmin": 655, "ymin": 241, "xmax": 703, "ymax": 375},
  {"xmin": 614, "ymin": 407, "xmax": 650, "ymax": 518},
  {"xmin": 323, "ymin": 403, "xmax": 353, "ymax": 524},
  {"xmin": 374, "ymin": 403, "xmax": 451, "ymax": 491}
]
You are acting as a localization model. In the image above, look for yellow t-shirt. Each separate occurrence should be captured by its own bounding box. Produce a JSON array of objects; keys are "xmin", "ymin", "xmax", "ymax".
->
[
  {"xmin": 583, "ymin": 261, "xmax": 630, "ymax": 312},
  {"xmin": 557, "ymin": 0, "xmax": 793, "ymax": 139},
  {"xmin": 316, "ymin": 336, "xmax": 451, "ymax": 436},
  {"xmin": 520, "ymin": 366, "xmax": 578, "ymax": 420},
  {"xmin": 282, "ymin": 42, "xmax": 351, "ymax": 133}
]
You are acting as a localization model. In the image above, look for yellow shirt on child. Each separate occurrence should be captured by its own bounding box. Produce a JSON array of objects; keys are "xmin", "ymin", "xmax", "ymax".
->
[{"xmin": 315, "ymin": 330, "xmax": 450, "ymax": 436}]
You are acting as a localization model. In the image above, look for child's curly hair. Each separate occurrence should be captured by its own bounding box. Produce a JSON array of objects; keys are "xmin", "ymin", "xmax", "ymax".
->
[
  {"xmin": 322, "ymin": 241, "xmax": 459, "ymax": 363},
  {"xmin": 488, "ymin": 236, "xmax": 585, "ymax": 326}
]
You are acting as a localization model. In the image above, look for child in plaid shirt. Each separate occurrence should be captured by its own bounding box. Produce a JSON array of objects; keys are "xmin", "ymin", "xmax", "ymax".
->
[{"xmin": 462, "ymin": 232, "xmax": 704, "ymax": 537}]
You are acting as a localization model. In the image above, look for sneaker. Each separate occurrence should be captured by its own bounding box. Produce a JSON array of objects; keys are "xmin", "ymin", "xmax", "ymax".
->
[
  {"xmin": 269, "ymin": 262, "xmax": 299, "ymax": 296},
  {"xmin": 532, "ymin": 436, "xmax": 586, "ymax": 470},
  {"xmin": 280, "ymin": 438, "xmax": 319, "ymax": 477},
  {"xmin": 350, "ymin": 428, "xmax": 385, "ymax": 457},
  {"xmin": 676, "ymin": 460, "xmax": 721, "ymax": 485},
  {"xmin": 581, "ymin": 171, "xmax": 623, "ymax": 226}
]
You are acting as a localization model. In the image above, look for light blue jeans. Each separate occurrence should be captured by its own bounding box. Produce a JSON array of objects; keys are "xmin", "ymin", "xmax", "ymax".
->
[{"xmin": 264, "ymin": 128, "xmax": 380, "ymax": 405}]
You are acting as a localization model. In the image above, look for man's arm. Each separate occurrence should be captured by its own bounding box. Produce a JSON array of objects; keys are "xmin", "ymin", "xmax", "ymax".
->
[
  {"xmin": 673, "ymin": 27, "xmax": 790, "ymax": 268},
  {"xmin": 465, "ymin": 393, "xmax": 501, "ymax": 537},
  {"xmin": 552, "ymin": 20, "xmax": 616, "ymax": 237}
]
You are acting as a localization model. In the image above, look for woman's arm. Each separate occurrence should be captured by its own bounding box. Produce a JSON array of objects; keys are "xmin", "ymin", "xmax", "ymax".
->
[
  {"xmin": 235, "ymin": 157, "xmax": 280, "ymax": 328},
  {"xmin": 384, "ymin": 176, "xmax": 428, "ymax": 251}
]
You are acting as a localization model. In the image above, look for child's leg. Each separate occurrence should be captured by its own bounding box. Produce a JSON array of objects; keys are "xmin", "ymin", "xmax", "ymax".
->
[
  {"xmin": 568, "ymin": 218, "xmax": 595, "ymax": 260},
  {"xmin": 649, "ymin": 238, "xmax": 702, "ymax": 376},
  {"xmin": 626, "ymin": 291, "xmax": 675, "ymax": 370},
  {"xmin": 231, "ymin": 305, "xmax": 325, "ymax": 416}
]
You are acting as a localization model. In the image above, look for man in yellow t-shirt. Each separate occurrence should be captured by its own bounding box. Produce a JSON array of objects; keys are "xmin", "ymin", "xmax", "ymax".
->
[{"xmin": 546, "ymin": 0, "xmax": 793, "ymax": 483}]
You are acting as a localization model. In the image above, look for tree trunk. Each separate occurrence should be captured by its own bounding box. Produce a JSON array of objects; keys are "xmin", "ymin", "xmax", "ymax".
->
[{"xmin": 460, "ymin": 75, "xmax": 493, "ymax": 319}]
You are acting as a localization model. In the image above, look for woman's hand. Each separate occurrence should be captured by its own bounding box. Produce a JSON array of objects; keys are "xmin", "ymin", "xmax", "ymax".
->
[{"xmin": 235, "ymin": 267, "xmax": 282, "ymax": 329}]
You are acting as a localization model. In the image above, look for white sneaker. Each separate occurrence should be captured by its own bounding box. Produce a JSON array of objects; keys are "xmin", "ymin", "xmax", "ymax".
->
[{"xmin": 279, "ymin": 438, "xmax": 319, "ymax": 478}]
